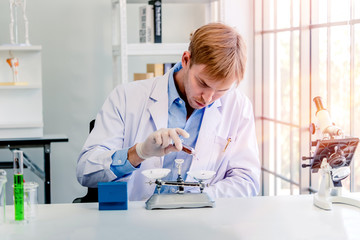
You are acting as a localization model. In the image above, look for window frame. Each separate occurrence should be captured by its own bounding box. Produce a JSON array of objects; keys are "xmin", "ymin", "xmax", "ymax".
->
[{"xmin": 254, "ymin": 0, "xmax": 360, "ymax": 195}]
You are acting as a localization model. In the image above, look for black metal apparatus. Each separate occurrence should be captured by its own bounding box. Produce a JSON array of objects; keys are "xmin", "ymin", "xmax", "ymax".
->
[{"xmin": 303, "ymin": 138, "xmax": 359, "ymax": 173}]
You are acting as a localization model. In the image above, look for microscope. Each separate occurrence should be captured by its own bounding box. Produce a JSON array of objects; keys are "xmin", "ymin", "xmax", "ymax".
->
[{"xmin": 302, "ymin": 96, "xmax": 360, "ymax": 210}]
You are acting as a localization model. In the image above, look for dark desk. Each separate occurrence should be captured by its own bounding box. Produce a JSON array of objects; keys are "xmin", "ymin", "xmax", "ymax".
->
[{"xmin": 0, "ymin": 134, "xmax": 68, "ymax": 204}]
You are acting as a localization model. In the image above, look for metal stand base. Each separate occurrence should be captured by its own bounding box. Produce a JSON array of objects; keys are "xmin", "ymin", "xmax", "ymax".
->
[
  {"xmin": 314, "ymin": 194, "xmax": 360, "ymax": 210},
  {"xmin": 313, "ymin": 166, "xmax": 360, "ymax": 211},
  {"xmin": 145, "ymin": 193, "xmax": 215, "ymax": 210}
]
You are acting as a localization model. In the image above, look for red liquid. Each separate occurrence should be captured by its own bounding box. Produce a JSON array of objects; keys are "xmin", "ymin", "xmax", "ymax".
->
[
  {"xmin": 173, "ymin": 143, "xmax": 195, "ymax": 155},
  {"xmin": 182, "ymin": 145, "xmax": 193, "ymax": 154}
]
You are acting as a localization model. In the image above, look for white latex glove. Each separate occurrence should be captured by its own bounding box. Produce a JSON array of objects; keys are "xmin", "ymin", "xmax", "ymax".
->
[{"xmin": 136, "ymin": 128, "xmax": 190, "ymax": 159}]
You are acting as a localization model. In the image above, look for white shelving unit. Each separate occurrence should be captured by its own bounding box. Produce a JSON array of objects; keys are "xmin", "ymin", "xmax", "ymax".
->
[
  {"xmin": 0, "ymin": 45, "xmax": 43, "ymax": 138},
  {"xmin": 111, "ymin": 0, "xmax": 223, "ymax": 87}
]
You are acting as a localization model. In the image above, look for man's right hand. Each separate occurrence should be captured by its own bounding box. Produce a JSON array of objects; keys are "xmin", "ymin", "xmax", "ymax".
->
[{"xmin": 135, "ymin": 128, "xmax": 190, "ymax": 159}]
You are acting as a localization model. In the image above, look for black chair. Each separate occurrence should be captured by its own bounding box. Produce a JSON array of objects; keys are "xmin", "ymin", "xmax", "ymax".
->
[{"xmin": 73, "ymin": 119, "xmax": 98, "ymax": 203}]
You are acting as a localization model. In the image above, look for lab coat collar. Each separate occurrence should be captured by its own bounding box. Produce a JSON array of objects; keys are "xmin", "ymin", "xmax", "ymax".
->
[
  {"xmin": 147, "ymin": 70, "xmax": 226, "ymax": 175},
  {"xmin": 148, "ymin": 69, "xmax": 223, "ymax": 166},
  {"xmin": 147, "ymin": 69, "xmax": 223, "ymax": 131},
  {"xmin": 148, "ymin": 72, "xmax": 171, "ymax": 130},
  {"xmin": 149, "ymin": 71, "xmax": 170, "ymax": 102}
]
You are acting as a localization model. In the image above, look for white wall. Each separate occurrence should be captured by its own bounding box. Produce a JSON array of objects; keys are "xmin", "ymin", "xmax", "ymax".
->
[
  {"xmin": 223, "ymin": 0, "xmax": 254, "ymax": 103},
  {"xmin": 0, "ymin": 0, "xmax": 113, "ymax": 203},
  {"xmin": 0, "ymin": 0, "xmax": 253, "ymax": 203}
]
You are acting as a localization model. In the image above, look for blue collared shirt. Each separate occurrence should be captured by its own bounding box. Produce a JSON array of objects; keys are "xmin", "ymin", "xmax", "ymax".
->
[
  {"xmin": 160, "ymin": 62, "xmax": 204, "ymax": 193},
  {"xmin": 110, "ymin": 62, "xmax": 205, "ymax": 190}
]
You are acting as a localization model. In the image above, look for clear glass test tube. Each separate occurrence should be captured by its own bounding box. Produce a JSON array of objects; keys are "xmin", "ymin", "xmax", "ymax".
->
[
  {"xmin": 181, "ymin": 143, "xmax": 196, "ymax": 155},
  {"xmin": 0, "ymin": 169, "xmax": 7, "ymax": 224},
  {"xmin": 172, "ymin": 142, "xmax": 196, "ymax": 155},
  {"xmin": 13, "ymin": 150, "xmax": 24, "ymax": 221}
]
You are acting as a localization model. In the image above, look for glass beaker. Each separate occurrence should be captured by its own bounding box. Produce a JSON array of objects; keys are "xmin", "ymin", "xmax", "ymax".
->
[
  {"xmin": 23, "ymin": 182, "xmax": 39, "ymax": 221},
  {"xmin": 0, "ymin": 169, "xmax": 7, "ymax": 224}
]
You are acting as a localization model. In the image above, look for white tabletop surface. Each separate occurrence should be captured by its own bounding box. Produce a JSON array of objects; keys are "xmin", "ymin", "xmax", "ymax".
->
[{"xmin": 1, "ymin": 193, "xmax": 360, "ymax": 240}]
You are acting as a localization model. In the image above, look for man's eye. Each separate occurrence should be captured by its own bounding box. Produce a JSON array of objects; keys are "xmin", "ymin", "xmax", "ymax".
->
[{"xmin": 199, "ymin": 81, "xmax": 207, "ymax": 87}]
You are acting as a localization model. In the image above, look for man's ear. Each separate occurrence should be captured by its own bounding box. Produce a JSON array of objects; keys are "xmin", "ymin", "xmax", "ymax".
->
[{"xmin": 181, "ymin": 51, "xmax": 191, "ymax": 69}]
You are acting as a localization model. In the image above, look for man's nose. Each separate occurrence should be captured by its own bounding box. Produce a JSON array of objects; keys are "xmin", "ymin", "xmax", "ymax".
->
[{"xmin": 202, "ymin": 89, "xmax": 215, "ymax": 104}]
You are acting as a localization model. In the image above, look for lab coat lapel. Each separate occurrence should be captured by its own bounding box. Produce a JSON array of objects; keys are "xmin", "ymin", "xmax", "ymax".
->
[
  {"xmin": 140, "ymin": 75, "xmax": 169, "ymax": 170},
  {"xmin": 191, "ymin": 100, "xmax": 222, "ymax": 171},
  {"xmin": 148, "ymin": 74, "xmax": 169, "ymax": 131}
]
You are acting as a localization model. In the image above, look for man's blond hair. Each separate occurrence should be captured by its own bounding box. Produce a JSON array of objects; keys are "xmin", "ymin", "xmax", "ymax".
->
[{"xmin": 188, "ymin": 23, "xmax": 247, "ymax": 84}]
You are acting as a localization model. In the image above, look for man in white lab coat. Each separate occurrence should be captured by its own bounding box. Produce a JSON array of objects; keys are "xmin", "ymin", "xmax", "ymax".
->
[{"xmin": 77, "ymin": 23, "xmax": 261, "ymax": 201}]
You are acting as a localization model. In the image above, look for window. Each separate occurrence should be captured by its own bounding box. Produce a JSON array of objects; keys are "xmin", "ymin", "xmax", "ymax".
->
[{"xmin": 254, "ymin": 0, "xmax": 360, "ymax": 195}]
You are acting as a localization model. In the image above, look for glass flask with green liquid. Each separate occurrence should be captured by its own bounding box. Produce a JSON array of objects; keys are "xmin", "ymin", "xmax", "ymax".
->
[{"xmin": 13, "ymin": 150, "xmax": 24, "ymax": 221}]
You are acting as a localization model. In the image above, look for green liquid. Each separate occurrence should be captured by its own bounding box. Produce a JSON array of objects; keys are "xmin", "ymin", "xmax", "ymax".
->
[{"xmin": 14, "ymin": 174, "xmax": 24, "ymax": 221}]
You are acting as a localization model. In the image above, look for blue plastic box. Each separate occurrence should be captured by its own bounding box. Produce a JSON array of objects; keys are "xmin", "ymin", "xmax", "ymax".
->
[{"xmin": 98, "ymin": 182, "xmax": 128, "ymax": 210}]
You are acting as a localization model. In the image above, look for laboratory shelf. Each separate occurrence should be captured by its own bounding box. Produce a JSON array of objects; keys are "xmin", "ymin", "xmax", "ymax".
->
[
  {"xmin": 0, "ymin": 45, "xmax": 43, "ymax": 138},
  {"xmin": 0, "ymin": 122, "xmax": 43, "ymax": 129},
  {"xmin": 111, "ymin": 0, "xmax": 222, "ymax": 86},
  {"xmin": 0, "ymin": 45, "xmax": 42, "ymax": 51},
  {"xmin": 113, "ymin": 43, "xmax": 188, "ymax": 56},
  {"xmin": 0, "ymin": 84, "xmax": 41, "ymax": 89}
]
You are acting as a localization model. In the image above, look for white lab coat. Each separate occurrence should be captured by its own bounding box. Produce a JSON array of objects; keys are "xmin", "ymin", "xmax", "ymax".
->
[{"xmin": 77, "ymin": 70, "xmax": 260, "ymax": 201}]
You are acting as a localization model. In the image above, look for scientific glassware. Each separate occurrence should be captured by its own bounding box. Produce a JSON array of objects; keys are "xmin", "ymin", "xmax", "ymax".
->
[
  {"xmin": 13, "ymin": 150, "xmax": 24, "ymax": 221},
  {"xmin": 0, "ymin": 170, "xmax": 7, "ymax": 224},
  {"xmin": 9, "ymin": 0, "xmax": 30, "ymax": 45},
  {"xmin": 180, "ymin": 143, "xmax": 195, "ymax": 155},
  {"xmin": 24, "ymin": 182, "xmax": 38, "ymax": 221},
  {"xmin": 172, "ymin": 142, "xmax": 196, "ymax": 155}
]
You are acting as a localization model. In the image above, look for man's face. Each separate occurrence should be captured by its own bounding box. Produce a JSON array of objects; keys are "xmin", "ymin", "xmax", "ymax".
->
[{"xmin": 182, "ymin": 63, "xmax": 236, "ymax": 110}]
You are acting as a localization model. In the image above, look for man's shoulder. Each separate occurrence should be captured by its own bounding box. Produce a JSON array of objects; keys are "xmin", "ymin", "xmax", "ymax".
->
[
  {"xmin": 112, "ymin": 76, "xmax": 157, "ymax": 96},
  {"xmin": 222, "ymin": 88, "xmax": 251, "ymax": 106},
  {"xmin": 123, "ymin": 77, "xmax": 157, "ymax": 91},
  {"xmin": 219, "ymin": 88, "xmax": 253, "ymax": 118},
  {"xmin": 111, "ymin": 74, "xmax": 168, "ymax": 103}
]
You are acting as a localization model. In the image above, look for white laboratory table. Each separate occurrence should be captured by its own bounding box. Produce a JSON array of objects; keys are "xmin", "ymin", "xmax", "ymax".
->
[{"xmin": 1, "ymin": 193, "xmax": 360, "ymax": 240}]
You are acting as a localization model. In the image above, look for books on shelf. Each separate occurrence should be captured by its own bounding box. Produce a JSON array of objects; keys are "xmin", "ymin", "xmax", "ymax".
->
[
  {"xmin": 164, "ymin": 63, "xmax": 176, "ymax": 74},
  {"xmin": 133, "ymin": 62, "xmax": 176, "ymax": 81},
  {"xmin": 147, "ymin": 63, "xmax": 163, "ymax": 77},
  {"xmin": 152, "ymin": 0, "xmax": 162, "ymax": 43},
  {"xmin": 134, "ymin": 73, "xmax": 154, "ymax": 81},
  {"xmin": 139, "ymin": 5, "xmax": 154, "ymax": 43},
  {"xmin": 139, "ymin": 1, "xmax": 162, "ymax": 44}
]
